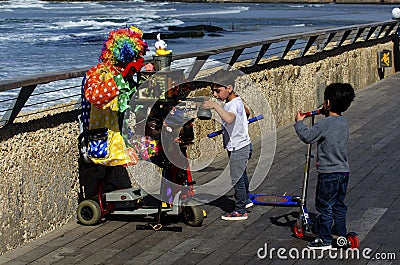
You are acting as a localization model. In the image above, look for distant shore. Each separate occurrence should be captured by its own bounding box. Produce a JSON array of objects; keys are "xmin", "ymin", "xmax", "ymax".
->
[{"xmin": 42, "ymin": 0, "xmax": 400, "ymax": 4}]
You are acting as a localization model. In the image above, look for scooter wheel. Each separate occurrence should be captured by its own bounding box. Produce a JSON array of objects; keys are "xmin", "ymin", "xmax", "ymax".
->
[
  {"xmin": 293, "ymin": 223, "xmax": 305, "ymax": 238},
  {"xmin": 77, "ymin": 199, "xmax": 101, "ymax": 226},
  {"xmin": 347, "ymin": 233, "xmax": 360, "ymax": 249},
  {"xmin": 182, "ymin": 205, "xmax": 204, "ymax": 227}
]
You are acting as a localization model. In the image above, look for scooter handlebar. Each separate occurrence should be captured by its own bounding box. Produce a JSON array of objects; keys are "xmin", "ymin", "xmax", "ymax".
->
[{"xmin": 302, "ymin": 108, "xmax": 324, "ymax": 117}]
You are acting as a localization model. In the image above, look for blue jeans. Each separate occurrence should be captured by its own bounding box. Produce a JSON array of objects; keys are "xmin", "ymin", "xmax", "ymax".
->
[
  {"xmin": 313, "ymin": 173, "xmax": 349, "ymax": 243},
  {"xmin": 228, "ymin": 143, "xmax": 252, "ymax": 214}
]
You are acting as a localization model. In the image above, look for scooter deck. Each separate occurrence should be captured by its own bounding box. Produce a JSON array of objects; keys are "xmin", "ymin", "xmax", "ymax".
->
[{"xmin": 249, "ymin": 194, "xmax": 300, "ymax": 206}]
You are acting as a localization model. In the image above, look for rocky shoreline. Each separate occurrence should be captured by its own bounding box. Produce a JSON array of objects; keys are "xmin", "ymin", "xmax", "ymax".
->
[{"xmin": 144, "ymin": 24, "xmax": 224, "ymax": 39}]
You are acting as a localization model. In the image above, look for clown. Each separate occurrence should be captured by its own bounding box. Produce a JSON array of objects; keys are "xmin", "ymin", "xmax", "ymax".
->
[{"xmin": 80, "ymin": 26, "xmax": 148, "ymax": 167}]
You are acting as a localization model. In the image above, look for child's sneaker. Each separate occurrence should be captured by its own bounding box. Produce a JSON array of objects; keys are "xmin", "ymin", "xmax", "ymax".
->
[
  {"xmin": 307, "ymin": 237, "xmax": 332, "ymax": 250},
  {"xmin": 245, "ymin": 202, "xmax": 254, "ymax": 209},
  {"xmin": 221, "ymin": 211, "xmax": 248, "ymax": 221}
]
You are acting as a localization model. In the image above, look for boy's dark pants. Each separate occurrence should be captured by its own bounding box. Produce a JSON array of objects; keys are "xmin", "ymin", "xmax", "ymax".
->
[
  {"xmin": 313, "ymin": 173, "xmax": 349, "ymax": 243},
  {"xmin": 228, "ymin": 143, "xmax": 252, "ymax": 214}
]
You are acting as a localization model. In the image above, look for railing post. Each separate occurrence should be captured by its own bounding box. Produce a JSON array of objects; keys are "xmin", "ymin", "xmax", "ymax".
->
[
  {"xmin": 352, "ymin": 28, "xmax": 366, "ymax": 44},
  {"xmin": 337, "ymin": 30, "xmax": 352, "ymax": 47},
  {"xmin": 225, "ymin": 48, "xmax": 244, "ymax": 69},
  {"xmin": 185, "ymin": 55, "xmax": 209, "ymax": 81},
  {"xmin": 252, "ymin": 43, "xmax": 271, "ymax": 66},
  {"xmin": 365, "ymin": 26, "xmax": 378, "ymax": 41},
  {"xmin": 392, "ymin": 26, "xmax": 400, "ymax": 72},
  {"xmin": 301, "ymin": 36, "xmax": 318, "ymax": 57},
  {"xmin": 0, "ymin": 84, "xmax": 36, "ymax": 127},
  {"xmin": 319, "ymin": 32, "xmax": 336, "ymax": 51},
  {"xmin": 281, "ymin": 39, "xmax": 296, "ymax": 59}
]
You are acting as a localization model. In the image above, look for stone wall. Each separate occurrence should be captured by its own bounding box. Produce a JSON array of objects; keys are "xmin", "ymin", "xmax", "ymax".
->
[
  {"xmin": 0, "ymin": 109, "xmax": 80, "ymax": 254},
  {"xmin": 247, "ymin": 41, "xmax": 395, "ymax": 127},
  {"xmin": 0, "ymin": 39, "xmax": 395, "ymax": 255}
]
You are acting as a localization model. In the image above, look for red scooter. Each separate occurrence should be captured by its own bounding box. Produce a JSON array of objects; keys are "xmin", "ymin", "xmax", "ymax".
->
[{"xmin": 250, "ymin": 109, "xmax": 359, "ymax": 249}]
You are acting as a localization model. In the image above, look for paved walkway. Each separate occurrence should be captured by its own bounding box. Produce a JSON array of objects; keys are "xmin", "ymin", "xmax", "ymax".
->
[{"xmin": 1, "ymin": 74, "xmax": 400, "ymax": 264}]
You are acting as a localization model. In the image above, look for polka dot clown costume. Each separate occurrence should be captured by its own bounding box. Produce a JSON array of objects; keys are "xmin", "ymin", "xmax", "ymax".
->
[{"xmin": 80, "ymin": 26, "xmax": 148, "ymax": 167}]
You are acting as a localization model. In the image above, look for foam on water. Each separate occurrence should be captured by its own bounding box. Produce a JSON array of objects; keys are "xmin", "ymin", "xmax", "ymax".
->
[
  {"xmin": 169, "ymin": 6, "xmax": 249, "ymax": 18},
  {"xmin": 0, "ymin": 0, "xmax": 45, "ymax": 9},
  {"xmin": 54, "ymin": 19, "xmax": 124, "ymax": 29},
  {"xmin": 286, "ymin": 4, "xmax": 325, "ymax": 8},
  {"xmin": 42, "ymin": 6, "xmax": 84, "ymax": 10}
]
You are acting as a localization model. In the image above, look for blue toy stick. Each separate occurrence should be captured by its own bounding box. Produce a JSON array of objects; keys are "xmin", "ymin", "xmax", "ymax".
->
[{"xmin": 207, "ymin": 114, "xmax": 264, "ymax": 138}]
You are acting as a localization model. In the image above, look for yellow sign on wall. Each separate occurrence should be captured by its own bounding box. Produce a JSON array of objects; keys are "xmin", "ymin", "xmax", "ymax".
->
[{"xmin": 378, "ymin": 50, "xmax": 392, "ymax": 68}]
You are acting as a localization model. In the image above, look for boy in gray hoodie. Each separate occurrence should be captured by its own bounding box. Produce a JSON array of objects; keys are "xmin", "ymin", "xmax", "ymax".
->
[{"xmin": 294, "ymin": 83, "xmax": 355, "ymax": 249}]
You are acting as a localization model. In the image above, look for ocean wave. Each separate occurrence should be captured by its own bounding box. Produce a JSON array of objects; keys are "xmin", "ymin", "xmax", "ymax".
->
[
  {"xmin": 40, "ymin": 35, "xmax": 74, "ymax": 42},
  {"xmin": 50, "ymin": 14, "xmax": 183, "ymax": 31},
  {"xmin": 122, "ymin": 17, "xmax": 184, "ymax": 32},
  {"xmin": 134, "ymin": 7, "xmax": 176, "ymax": 13},
  {"xmin": 230, "ymin": 6, "xmax": 250, "ymax": 11},
  {"xmin": 287, "ymin": 4, "xmax": 324, "ymax": 8},
  {"xmin": 0, "ymin": 0, "xmax": 45, "ymax": 9},
  {"xmin": 0, "ymin": 17, "xmax": 184, "ymax": 44},
  {"xmin": 0, "ymin": 31, "xmax": 93, "ymax": 44},
  {"xmin": 169, "ymin": 6, "xmax": 249, "ymax": 18},
  {"xmin": 0, "ymin": 33, "xmax": 41, "ymax": 43},
  {"xmin": 53, "ymin": 19, "xmax": 125, "ymax": 30},
  {"xmin": 270, "ymin": 23, "xmax": 306, "ymax": 28},
  {"xmin": 51, "ymin": 1, "xmax": 107, "ymax": 9},
  {"xmin": 147, "ymin": 1, "xmax": 170, "ymax": 6},
  {"xmin": 42, "ymin": 6, "xmax": 85, "ymax": 10},
  {"xmin": 287, "ymin": 5, "xmax": 306, "ymax": 8}
]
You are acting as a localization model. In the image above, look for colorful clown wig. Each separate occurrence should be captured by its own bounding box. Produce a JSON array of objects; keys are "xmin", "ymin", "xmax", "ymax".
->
[{"xmin": 99, "ymin": 26, "xmax": 148, "ymax": 66}]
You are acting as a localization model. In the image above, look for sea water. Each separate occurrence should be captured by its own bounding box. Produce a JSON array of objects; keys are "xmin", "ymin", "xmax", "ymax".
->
[{"xmin": 0, "ymin": 0, "xmax": 397, "ymax": 110}]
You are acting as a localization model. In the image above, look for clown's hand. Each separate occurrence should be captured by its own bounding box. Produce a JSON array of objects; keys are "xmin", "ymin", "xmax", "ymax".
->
[{"xmin": 122, "ymin": 58, "xmax": 145, "ymax": 77}]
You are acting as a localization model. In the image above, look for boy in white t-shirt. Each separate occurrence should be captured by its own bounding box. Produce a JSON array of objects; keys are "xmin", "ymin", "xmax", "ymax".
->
[{"xmin": 202, "ymin": 70, "xmax": 252, "ymax": 220}]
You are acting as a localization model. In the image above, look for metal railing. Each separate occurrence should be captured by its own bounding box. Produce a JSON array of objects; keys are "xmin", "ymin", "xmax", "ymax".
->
[{"xmin": 0, "ymin": 20, "xmax": 398, "ymax": 128}]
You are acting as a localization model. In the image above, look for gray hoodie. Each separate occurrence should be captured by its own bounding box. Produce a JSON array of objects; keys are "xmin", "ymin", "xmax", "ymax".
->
[{"xmin": 294, "ymin": 116, "xmax": 350, "ymax": 173}]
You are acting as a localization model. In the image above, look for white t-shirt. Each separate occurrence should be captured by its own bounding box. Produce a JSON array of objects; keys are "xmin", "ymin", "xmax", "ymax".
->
[{"xmin": 222, "ymin": 97, "xmax": 251, "ymax": 151}]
